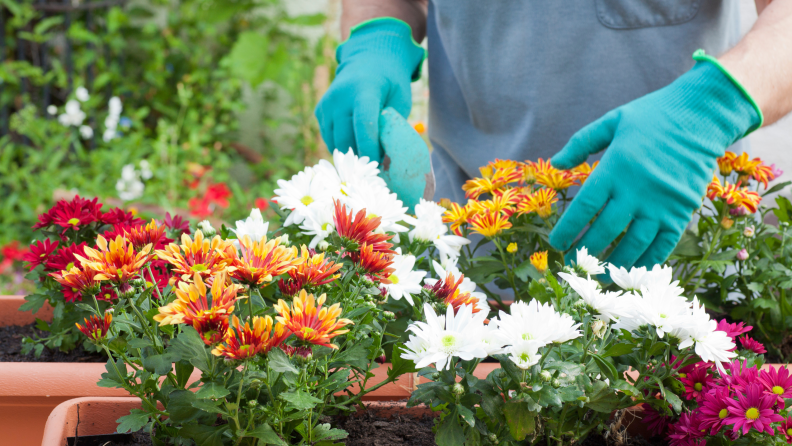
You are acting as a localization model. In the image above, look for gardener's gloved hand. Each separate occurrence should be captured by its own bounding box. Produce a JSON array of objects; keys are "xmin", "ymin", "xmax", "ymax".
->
[
  {"xmin": 315, "ymin": 18, "xmax": 425, "ymax": 164},
  {"xmin": 549, "ymin": 51, "xmax": 763, "ymax": 270}
]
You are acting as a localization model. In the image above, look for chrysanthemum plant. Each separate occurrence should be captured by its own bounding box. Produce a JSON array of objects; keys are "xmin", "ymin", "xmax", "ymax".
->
[
  {"xmin": 669, "ymin": 151, "xmax": 792, "ymax": 356},
  {"xmin": 19, "ymin": 196, "xmax": 186, "ymax": 355}
]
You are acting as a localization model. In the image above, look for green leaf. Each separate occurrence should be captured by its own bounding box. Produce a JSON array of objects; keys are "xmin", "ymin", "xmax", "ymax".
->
[
  {"xmin": 168, "ymin": 390, "xmax": 203, "ymax": 423},
  {"xmin": 591, "ymin": 353, "xmax": 618, "ymax": 383},
  {"xmin": 311, "ymin": 423, "xmax": 348, "ymax": 442},
  {"xmin": 283, "ymin": 13, "xmax": 326, "ymax": 26},
  {"xmin": 268, "ymin": 347, "xmax": 298, "ymax": 374},
  {"xmin": 225, "ymin": 31, "xmax": 270, "ymax": 87},
  {"xmin": 602, "ymin": 343, "xmax": 635, "ymax": 358},
  {"xmin": 763, "ymin": 181, "xmax": 791, "ymax": 197},
  {"xmin": 557, "ymin": 386, "xmax": 585, "ymax": 402},
  {"xmin": 389, "ymin": 343, "xmax": 418, "ymax": 379},
  {"xmin": 585, "ymin": 380, "xmax": 620, "ymax": 413},
  {"xmin": 407, "ymin": 382, "xmax": 442, "ymax": 407},
  {"xmin": 169, "ymin": 327, "xmax": 212, "ymax": 373},
  {"xmin": 127, "ymin": 338, "xmax": 153, "ymax": 349},
  {"xmin": 513, "ymin": 259, "xmax": 543, "ymax": 282},
  {"xmin": 663, "ymin": 388, "xmax": 684, "ymax": 413},
  {"xmin": 191, "ymin": 399, "xmax": 228, "ymax": 415},
  {"xmin": 535, "ymin": 386, "xmax": 562, "ymax": 408},
  {"xmin": 175, "ymin": 361, "xmax": 194, "ymax": 388},
  {"xmin": 180, "ymin": 424, "xmax": 230, "ymax": 446},
  {"xmin": 245, "ymin": 423, "xmax": 288, "ymax": 445},
  {"xmin": 280, "ymin": 390, "xmax": 323, "ymax": 411},
  {"xmin": 503, "ymin": 401, "xmax": 536, "ymax": 441},
  {"xmin": 195, "ymin": 382, "xmax": 230, "ymax": 399},
  {"xmin": 99, "ymin": 358, "xmax": 127, "ymax": 387},
  {"xmin": 457, "ymin": 405, "xmax": 476, "ymax": 427},
  {"xmin": 671, "ymin": 229, "xmax": 703, "ymax": 257},
  {"xmin": 116, "ymin": 409, "xmax": 149, "ymax": 433},
  {"xmin": 612, "ymin": 380, "xmax": 640, "ymax": 397},
  {"xmin": 436, "ymin": 412, "xmax": 465, "ymax": 446},
  {"xmin": 142, "ymin": 352, "xmax": 178, "ymax": 375},
  {"xmin": 18, "ymin": 293, "xmax": 47, "ymax": 313},
  {"xmin": 330, "ymin": 342, "xmax": 370, "ymax": 369}
]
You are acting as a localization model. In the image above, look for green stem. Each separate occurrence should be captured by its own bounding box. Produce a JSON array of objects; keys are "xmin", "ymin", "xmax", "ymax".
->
[{"xmin": 493, "ymin": 238, "xmax": 521, "ymax": 301}]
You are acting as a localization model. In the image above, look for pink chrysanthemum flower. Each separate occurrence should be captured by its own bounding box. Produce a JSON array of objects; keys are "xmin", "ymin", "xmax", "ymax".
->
[
  {"xmin": 758, "ymin": 366, "xmax": 792, "ymax": 406},
  {"xmin": 778, "ymin": 418, "xmax": 792, "ymax": 444},
  {"xmin": 716, "ymin": 319, "xmax": 753, "ymax": 341},
  {"xmin": 668, "ymin": 412, "xmax": 707, "ymax": 446},
  {"xmin": 641, "ymin": 403, "xmax": 671, "ymax": 437},
  {"xmin": 725, "ymin": 383, "xmax": 784, "ymax": 435},
  {"xmin": 680, "ymin": 363, "xmax": 714, "ymax": 401},
  {"xmin": 739, "ymin": 335, "xmax": 767, "ymax": 355},
  {"xmin": 722, "ymin": 359, "xmax": 759, "ymax": 392},
  {"xmin": 698, "ymin": 386, "xmax": 734, "ymax": 435}
]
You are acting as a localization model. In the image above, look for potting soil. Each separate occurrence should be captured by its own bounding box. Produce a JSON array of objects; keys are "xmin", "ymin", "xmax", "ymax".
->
[{"xmin": 0, "ymin": 323, "xmax": 104, "ymax": 362}]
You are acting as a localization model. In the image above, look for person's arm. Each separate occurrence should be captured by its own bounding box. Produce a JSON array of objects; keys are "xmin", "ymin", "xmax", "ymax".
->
[
  {"xmin": 341, "ymin": 0, "xmax": 428, "ymax": 42},
  {"xmin": 721, "ymin": 0, "xmax": 792, "ymax": 125}
]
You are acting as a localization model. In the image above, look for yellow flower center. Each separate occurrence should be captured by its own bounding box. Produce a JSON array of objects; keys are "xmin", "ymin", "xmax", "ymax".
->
[
  {"xmin": 321, "ymin": 223, "xmax": 330, "ymax": 231},
  {"xmin": 302, "ymin": 327, "xmax": 315, "ymax": 336},
  {"xmin": 522, "ymin": 333, "xmax": 534, "ymax": 341},
  {"xmin": 678, "ymin": 373, "xmax": 686, "ymax": 378},
  {"xmin": 719, "ymin": 408, "xmax": 728, "ymax": 419},
  {"xmin": 441, "ymin": 334, "xmax": 457, "ymax": 349},
  {"xmin": 519, "ymin": 352, "xmax": 531, "ymax": 362},
  {"xmin": 191, "ymin": 264, "xmax": 208, "ymax": 272},
  {"xmin": 745, "ymin": 408, "xmax": 760, "ymax": 420},
  {"xmin": 389, "ymin": 275, "xmax": 399, "ymax": 284},
  {"xmin": 773, "ymin": 386, "xmax": 785, "ymax": 395},
  {"xmin": 694, "ymin": 383, "xmax": 703, "ymax": 391},
  {"xmin": 787, "ymin": 428, "xmax": 792, "ymax": 436},
  {"xmin": 67, "ymin": 218, "xmax": 80, "ymax": 226},
  {"xmin": 66, "ymin": 262, "xmax": 75, "ymax": 271},
  {"xmin": 300, "ymin": 195, "xmax": 314, "ymax": 206}
]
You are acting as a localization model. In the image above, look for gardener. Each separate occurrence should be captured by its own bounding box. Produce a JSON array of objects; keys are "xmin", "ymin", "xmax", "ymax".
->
[{"xmin": 315, "ymin": 0, "xmax": 792, "ymax": 270}]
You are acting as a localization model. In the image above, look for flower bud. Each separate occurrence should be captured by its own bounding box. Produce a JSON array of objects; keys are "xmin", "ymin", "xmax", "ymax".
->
[
  {"xmin": 743, "ymin": 225, "xmax": 755, "ymax": 238},
  {"xmin": 197, "ymin": 220, "xmax": 216, "ymax": 237},
  {"xmin": 130, "ymin": 278, "xmax": 146, "ymax": 288},
  {"xmin": 737, "ymin": 249, "xmax": 749, "ymax": 261},
  {"xmin": 317, "ymin": 240, "xmax": 330, "ymax": 251},
  {"xmin": 383, "ymin": 311, "xmax": 396, "ymax": 321},
  {"xmin": 720, "ymin": 216, "xmax": 734, "ymax": 229},
  {"xmin": 507, "ymin": 242, "xmax": 518, "ymax": 254},
  {"xmin": 591, "ymin": 320, "xmax": 607, "ymax": 339},
  {"xmin": 452, "ymin": 383, "xmax": 465, "ymax": 396},
  {"xmin": 277, "ymin": 234, "xmax": 290, "ymax": 246},
  {"xmin": 573, "ymin": 299, "xmax": 587, "ymax": 309},
  {"xmin": 540, "ymin": 371, "xmax": 552, "ymax": 382},
  {"xmin": 551, "ymin": 379, "xmax": 561, "ymax": 388},
  {"xmin": 247, "ymin": 400, "xmax": 258, "ymax": 408},
  {"xmin": 365, "ymin": 301, "xmax": 376, "ymax": 309},
  {"xmin": 118, "ymin": 282, "xmax": 136, "ymax": 299},
  {"xmin": 431, "ymin": 372, "xmax": 441, "ymax": 381},
  {"xmin": 488, "ymin": 433, "xmax": 498, "ymax": 444}
]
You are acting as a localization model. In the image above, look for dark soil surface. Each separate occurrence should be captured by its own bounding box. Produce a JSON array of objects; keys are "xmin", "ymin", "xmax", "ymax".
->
[
  {"xmin": 67, "ymin": 431, "xmax": 152, "ymax": 446},
  {"xmin": 336, "ymin": 410, "xmax": 437, "ymax": 446},
  {"xmin": 0, "ymin": 323, "xmax": 104, "ymax": 362},
  {"xmin": 582, "ymin": 432, "xmax": 669, "ymax": 446}
]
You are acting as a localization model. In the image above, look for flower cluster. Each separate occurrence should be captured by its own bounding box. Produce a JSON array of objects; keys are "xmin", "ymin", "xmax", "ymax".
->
[{"xmin": 707, "ymin": 151, "xmax": 780, "ymax": 218}]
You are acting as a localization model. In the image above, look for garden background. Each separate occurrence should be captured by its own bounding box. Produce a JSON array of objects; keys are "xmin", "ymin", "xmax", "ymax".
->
[{"xmin": 0, "ymin": 0, "xmax": 787, "ymax": 294}]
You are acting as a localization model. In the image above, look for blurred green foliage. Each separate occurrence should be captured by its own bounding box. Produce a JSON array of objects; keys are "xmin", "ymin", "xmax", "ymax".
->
[{"xmin": 0, "ymin": 0, "xmax": 333, "ymax": 247}]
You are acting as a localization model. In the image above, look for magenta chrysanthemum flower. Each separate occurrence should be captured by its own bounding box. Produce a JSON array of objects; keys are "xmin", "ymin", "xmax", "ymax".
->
[
  {"xmin": 680, "ymin": 363, "xmax": 714, "ymax": 401},
  {"xmin": 778, "ymin": 418, "xmax": 792, "ymax": 444},
  {"xmin": 717, "ymin": 319, "xmax": 753, "ymax": 341},
  {"xmin": 722, "ymin": 359, "xmax": 759, "ymax": 392},
  {"xmin": 725, "ymin": 383, "xmax": 784, "ymax": 435},
  {"xmin": 739, "ymin": 335, "xmax": 767, "ymax": 355},
  {"xmin": 641, "ymin": 403, "xmax": 671, "ymax": 437},
  {"xmin": 758, "ymin": 366, "xmax": 792, "ymax": 405},
  {"xmin": 698, "ymin": 386, "xmax": 734, "ymax": 435},
  {"xmin": 668, "ymin": 412, "xmax": 707, "ymax": 446},
  {"xmin": 22, "ymin": 239, "xmax": 59, "ymax": 271}
]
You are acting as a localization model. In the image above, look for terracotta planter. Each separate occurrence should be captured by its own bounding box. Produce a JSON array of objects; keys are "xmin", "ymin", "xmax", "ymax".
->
[{"xmin": 42, "ymin": 397, "xmax": 435, "ymax": 446}]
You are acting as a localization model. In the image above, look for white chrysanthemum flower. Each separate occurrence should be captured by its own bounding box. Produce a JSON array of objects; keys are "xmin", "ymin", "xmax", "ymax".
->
[
  {"xmin": 608, "ymin": 264, "xmax": 679, "ymax": 292},
  {"xmin": 344, "ymin": 182, "xmax": 410, "ymax": 233},
  {"xmin": 574, "ymin": 247, "xmax": 605, "ymax": 275},
  {"xmin": 506, "ymin": 340, "xmax": 542, "ymax": 370},
  {"xmin": 404, "ymin": 304, "xmax": 489, "ymax": 371},
  {"xmin": 383, "ymin": 254, "xmax": 426, "ymax": 305},
  {"xmin": 496, "ymin": 300, "xmax": 581, "ymax": 347},
  {"xmin": 139, "ymin": 160, "xmax": 153, "ymax": 180},
  {"xmin": 299, "ymin": 203, "xmax": 335, "ymax": 249},
  {"xmin": 58, "ymin": 100, "xmax": 86, "ymax": 127},
  {"xmin": 328, "ymin": 149, "xmax": 387, "ymax": 193},
  {"xmin": 75, "ymin": 86, "xmax": 90, "ymax": 102},
  {"xmin": 79, "ymin": 125, "xmax": 93, "ymax": 139},
  {"xmin": 407, "ymin": 199, "xmax": 470, "ymax": 258},
  {"xmin": 557, "ymin": 272, "xmax": 632, "ymax": 323},
  {"xmin": 613, "ymin": 283, "xmax": 690, "ymax": 338},
  {"xmin": 273, "ymin": 167, "xmax": 335, "ymax": 226},
  {"xmin": 231, "ymin": 208, "xmax": 269, "ymax": 243},
  {"xmin": 673, "ymin": 299, "xmax": 736, "ymax": 372}
]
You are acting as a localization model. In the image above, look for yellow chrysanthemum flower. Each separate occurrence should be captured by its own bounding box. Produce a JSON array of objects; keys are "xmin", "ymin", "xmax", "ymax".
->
[
  {"xmin": 274, "ymin": 290, "xmax": 353, "ymax": 349},
  {"xmin": 76, "ymin": 235, "xmax": 152, "ymax": 283},
  {"xmin": 468, "ymin": 210, "xmax": 512, "ymax": 238},
  {"xmin": 155, "ymin": 230, "xmax": 236, "ymax": 285},
  {"xmin": 530, "ymin": 251, "xmax": 548, "ymax": 274},
  {"xmin": 517, "ymin": 188, "xmax": 558, "ymax": 219},
  {"xmin": 507, "ymin": 243, "xmax": 518, "ymax": 254}
]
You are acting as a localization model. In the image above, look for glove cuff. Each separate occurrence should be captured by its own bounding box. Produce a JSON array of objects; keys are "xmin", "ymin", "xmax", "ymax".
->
[
  {"xmin": 336, "ymin": 17, "xmax": 427, "ymax": 82},
  {"xmin": 692, "ymin": 49, "xmax": 764, "ymax": 136}
]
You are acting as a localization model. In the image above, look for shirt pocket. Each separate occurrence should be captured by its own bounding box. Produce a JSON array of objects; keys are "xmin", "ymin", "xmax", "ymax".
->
[{"xmin": 595, "ymin": 0, "xmax": 701, "ymax": 29}]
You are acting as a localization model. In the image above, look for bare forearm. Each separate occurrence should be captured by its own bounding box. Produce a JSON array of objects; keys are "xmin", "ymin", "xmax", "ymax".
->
[
  {"xmin": 341, "ymin": 0, "xmax": 428, "ymax": 42},
  {"xmin": 720, "ymin": 0, "xmax": 792, "ymax": 125}
]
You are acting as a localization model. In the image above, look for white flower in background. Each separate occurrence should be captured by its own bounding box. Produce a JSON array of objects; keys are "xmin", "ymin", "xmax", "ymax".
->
[
  {"xmin": 75, "ymin": 86, "xmax": 90, "ymax": 102},
  {"xmin": 383, "ymin": 254, "xmax": 426, "ymax": 305},
  {"xmin": 557, "ymin": 272, "xmax": 632, "ymax": 323},
  {"xmin": 573, "ymin": 247, "xmax": 605, "ymax": 275},
  {"xmin": 496, "ymin": 300, "xmax": 581, "ymax": 347},
  {"xmin": 58, "ymin": 100, "xmax": 86, "ymax": 127},
  {"xmin": 46, "ymin": 105, "xmax": 57, "ymax": 116},
  {"xmin": 424, "ymin": 258, "xmax": 487, "ymax": 303},
  {"xmin": 197, "ymin": 220, "xmax": 216, "ymax": 236},
  {"xmin": 344, "ymin": 182, "xmax": 410, "ymax": 233},
  {"xmin": 103, "ymin": 96, "xmax": 123, "ymax": 142},
  {"xmin": 231, "ymin": 208, "xmax": 269, "ymax": 243},
  {"xmin": 108, "ymin": 96, "xmax": 122, "ymax": 115},
  {"xmin": 274, "ymin": 167, "xmax": 335, "ymax": 226},
  {"xmin": 403, "ymin": 304, "xmax": 489, "ymax": 371},
  {"xmin": 407, "ymin": 199, "xmax": 471, "ymax": 259},
  {"xmin": 116, "ymin": 164, "xmax": 144, "ymax": 201},
  {"xmin": 299, "ymin": 203, "xmax": 336, "ymax": 249},
  {"xmin": 79, "ymin": 125, "xmax": 93, "ymax": 139},
  {"xmin": 139, "ymin": 160, "xmax": 153, "ymax": 180},
  {"xmin": 506, "ymin": 340, "xmax": 542, "ymax": 370}
]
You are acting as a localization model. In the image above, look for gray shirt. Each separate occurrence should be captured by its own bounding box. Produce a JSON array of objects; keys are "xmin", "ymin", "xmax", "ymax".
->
[{"xmin": 427, "ymin": 0, "xmax": 744, "ymax": 203}]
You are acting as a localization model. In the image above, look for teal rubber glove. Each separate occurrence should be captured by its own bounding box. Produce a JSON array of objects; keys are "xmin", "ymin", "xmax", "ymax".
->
[
  {"xmin": 315, "ymin": 18, "xmax": 425, "ymax": 163},
  {"xmin": 549, "ymin": 50, "xmax": 763, "ymax": 269}
]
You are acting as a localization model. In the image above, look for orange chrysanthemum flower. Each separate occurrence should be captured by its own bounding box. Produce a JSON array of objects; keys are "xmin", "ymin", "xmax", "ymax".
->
[
  {"xmin": 155, "ymin": 230, "xmax": 236, "ymax": 285},
  {"xmin": 535, "ymin": 168, "xmax": 578, "ymax": 191},
  {"xmin": 530, "ymin": 251, "xmax": 548, "ymax": 274},
  {"xmin": 425, "ymin": 271, "xmax": 481, "ymax": 314},
  {"xmin": 717, "ymin": 151, "xmax": 736, "ymax": 176},
  {"xmin": 280, "ymin": 247, "xmax": 342, "ymax": 294},
  {"xmin": 517, "ymin": 188, "xmax": 558, "ymax": 219},
  {"xmin": 572, "ymin": 161, "xmax": 598, "ymax": 185},
  {"xmin": 155, "ymin": 272, "xmax": 244, "ymax": 344},
  {"xmin": 752, "ymin": 163, "xmax": 776, "ymax": 188},
  {"xmin": 333, "ymin": 200, "xmax": 394, "ymax": 253},
  {"xmin": 462, "ymin": 166, "xmax": 522, "ymax": 199},
  {"xmin": 124, "ymin": 219, "xmax": 167, "ymax": 250},
  {"xmin": 227, "ymin": 235, "xmax": 300, "ymax": 286},
  {"xmin": 442, "ymin": 201, "xmax": 477, "ymax": 236},
  {"xmin": 211, "ymin": 315, "xmax": 291, "ymax": 360},
  {"xmin": 706, "ymin": 176, "xmax": 761, "ymax": 214},
  {"xmin": 731, "ymin": 152, "xmax": 763, "ymax": 177},
  {"xmin": 76, "ymin": 312, "xmax": 112, "ymax": 342},
  {"xmin": 356, "ymin": 243, "xmax": 395, "ymax": 283},
  {"xmin": 520, "ymin": 161, "xmax": 539, "ymax": 185},
  {"xmin": 51, "ymin": 266, "xmax": 102, "ymax": 300},
  {"xmin": 274, "ymin": 290, "xmax": 353, "ymax": 349},
  {"xmin": 76, "ymin": 235, "xmax": 151, "ymax": 283},
  {"xmin": 469, "ymin": 210, "xmax": 512, "ymax": 237},
  {"xmin": 475, "ymin": 188, "xmax": 521, "ymax": 217}
]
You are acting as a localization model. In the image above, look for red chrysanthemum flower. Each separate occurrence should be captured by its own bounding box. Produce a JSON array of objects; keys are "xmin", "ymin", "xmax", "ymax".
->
[
  {"xmin": 51, "ymin": 266, "xmax": 103, "ymax": 302},
  {"xmin": 355, "ymin": 243, "xmax": 395, "ymax": 283},
  {"xmin": 212, "ymin": 315, "xmax": 291, "ymax": 360},
  {"xmin": 680, "ymin": 363, "xmax": 714, "ymax": 401},
  {"xmin": 698, "ymin": 386, "xmax": 734, "ymax": 435},
  {"xmin": 22, "ymin": 239, "xmax": 59, "ymax": 271},
  {"xmin": 717, "ymin": 319, "xmax": 753, "ymax": 341},
  {"xmin": 739, "ymin": 335, "xmax": 767, "ymax": 355},
  {"xmin": 725, "ymin": 383, "xmax": 784, "ymax": 435},
  {"xmin": 46, "ymin": 242, "xmax": 89, "ymax": 272},
  {"xmin": 280, "ymin": 246, "xmax": 342, "ymax": 293},
  {"xmin": 34, "ymin": 196, "xmax": 104, "ymax": 231},
  {"xmin": 162, "ymin": 212, "xmax": 191, "ymax": 236},
  {"xmin": 641, "ymin": 403, "xmax": 671, "ymax": 437},
  {"xmin": 425, "ymin": 271, "xmax": 482, "ymax": 314},
  {"xmin": 332, "ymin": 200, "xmax": 394, "ymax": 253},
  {"xmin": 76, "ymin": 312, "xmax": 112, "ymax": 342},
  {"xmin": 667, "ymin": 412, "xmax": 707, "ymax": 446},
  {"xmin": 101, "ymin": 208, "xmax": 144, "ymax": 227},
  {"xmin": 274, "ymin": 290, "xmax": 353, "ymax": 349},
  {"xmin": 122, "ymin": 219, "xmax": 172, "ymax": 251},
  {"xmin": 778, "ymin": 418, "xmax": 792, "ymax": 444},
  {"xmin": 76, "ymin": 235, "xmax": 152, "ymax": 283},
  {"xmin": 155, "ymin": 231, "xmax": 236, "ymax": 285},
  {"xmin": 758, "ymin": 365, "xmax": 792, "ymax": 405}
]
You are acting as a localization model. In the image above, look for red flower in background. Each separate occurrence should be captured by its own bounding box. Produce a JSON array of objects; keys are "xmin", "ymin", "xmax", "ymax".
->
[
  {"xmin": 0, "ymin": 241, "xmax": 29, "ymax": 273},
  {"xmin": 717, "ymin": 319, "xmax": 753, "ymax": 341},
  {"xmin": 22, "ymin": 239, "xmax": 59, "ymax": 270},
  {"xmin": 254, "ymin": 198, "xmax": 269, "ymax": 210},
  {"xmin": 758, "ymin": 365, "xmax": 792, "ymax": 405},
  {"xmin": 189, "ymin": 182, "xmax": 231, "ymax": 218}
]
